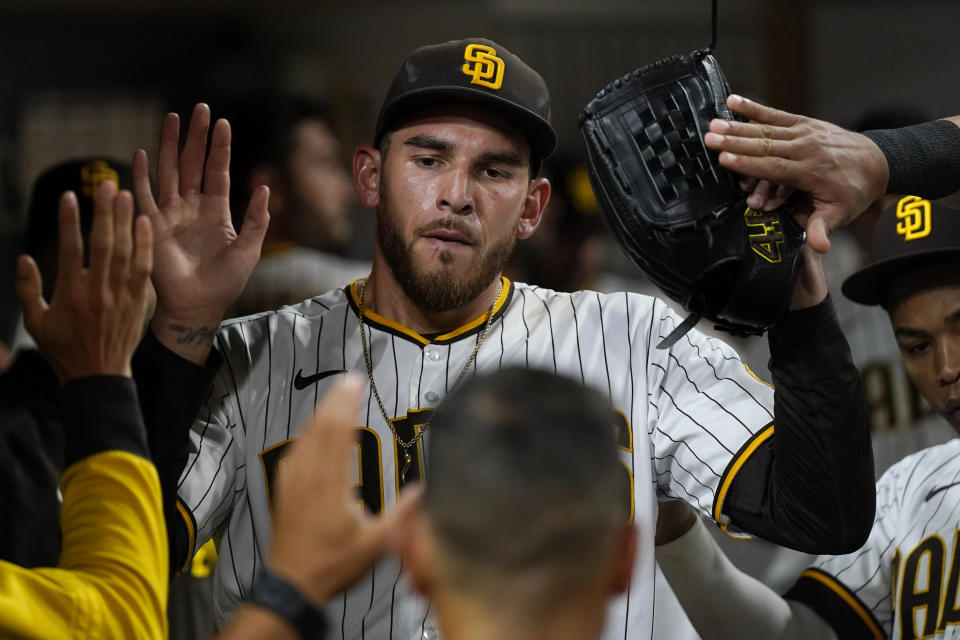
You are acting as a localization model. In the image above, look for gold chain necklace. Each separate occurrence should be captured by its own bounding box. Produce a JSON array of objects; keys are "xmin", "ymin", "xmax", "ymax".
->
[{"xmin": 357, "ymin": 277, "xmax": 501, "ymax": 481}]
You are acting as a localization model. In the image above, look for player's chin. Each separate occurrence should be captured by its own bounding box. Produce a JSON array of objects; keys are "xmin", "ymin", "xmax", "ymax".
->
[{"xmin": 416, "ymin": 243, "xmax": 476, "ymax": 271}]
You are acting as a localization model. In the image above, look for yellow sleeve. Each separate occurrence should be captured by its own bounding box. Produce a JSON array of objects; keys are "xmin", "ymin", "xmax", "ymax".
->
[{"xmin": 0, "ymin": 450, "xmax": 168, "ymax": 639}]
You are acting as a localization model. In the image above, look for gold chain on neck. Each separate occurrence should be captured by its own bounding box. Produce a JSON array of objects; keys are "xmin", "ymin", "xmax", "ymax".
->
[{"xmin": 357, "ymin": 277, "xmax": 502, "ymax": 481}]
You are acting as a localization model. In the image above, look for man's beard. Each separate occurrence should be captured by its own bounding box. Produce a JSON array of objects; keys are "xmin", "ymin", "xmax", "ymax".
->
[{"xmin": 376, "ymin": 195, "xmax": 516, "ymax": 314}]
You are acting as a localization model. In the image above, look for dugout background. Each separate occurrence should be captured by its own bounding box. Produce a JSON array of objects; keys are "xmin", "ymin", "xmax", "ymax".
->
[{"xmin": 0, "ymin": 0, "xmax": 957, "ymax": 342}]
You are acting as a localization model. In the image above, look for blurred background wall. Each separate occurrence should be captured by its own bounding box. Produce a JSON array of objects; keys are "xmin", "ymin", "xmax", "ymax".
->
[{"xmin": 1, "ymin": 0, "xmax": 957, "ymax": 342}]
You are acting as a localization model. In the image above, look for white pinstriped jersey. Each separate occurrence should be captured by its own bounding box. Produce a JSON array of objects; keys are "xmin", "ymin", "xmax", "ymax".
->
[
  {"xmin": 177, "ymin": 277, "xmax": 777, "ymax": 638},
  {"xmin": 790, "ymin": 438, "xmax": 960, "ymax": 639}
]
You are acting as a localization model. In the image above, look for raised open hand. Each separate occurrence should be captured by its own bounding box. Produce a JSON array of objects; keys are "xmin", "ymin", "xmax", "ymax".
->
[
  {"xmin": 15, "ymin": 182, "xmax": 153, "ymax": 382},
  {"xmin": 705, "ymin": 95, "xmax": 889, "ymax": 254},
  {"xmin": 270, "ymin": 374, "xmax": 420, "ymax": 607},
  {"xmin": 134, "ymin": 103, "xmax": 270, "ymax": 363}
]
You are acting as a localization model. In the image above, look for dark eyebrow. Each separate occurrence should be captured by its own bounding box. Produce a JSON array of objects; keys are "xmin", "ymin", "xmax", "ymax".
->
[
  {"xmin": 894, "ymin": 327, "xmax": 928, "ymax": 340},
  {"xmin": 476, "ymin": 150, "xmax": 525, "ymax": 168},
  {"xmin": 403, "ymin": 134, "xmax": 454, "ymax": 153},
  {"xmin": 894, "ymin": 306, "xmax": 960, "ymax": 340}
]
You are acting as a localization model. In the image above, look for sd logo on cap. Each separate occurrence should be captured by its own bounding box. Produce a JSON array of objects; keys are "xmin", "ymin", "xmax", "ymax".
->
[{"xmin": 842, "ymin": 195, "xmax": 960, "ymax": 307}]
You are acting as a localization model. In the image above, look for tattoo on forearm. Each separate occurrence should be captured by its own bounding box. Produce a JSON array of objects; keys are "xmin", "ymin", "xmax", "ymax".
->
[{"xmin": 168, "ymin": 324, "xmax": 218, "ymax": 346}]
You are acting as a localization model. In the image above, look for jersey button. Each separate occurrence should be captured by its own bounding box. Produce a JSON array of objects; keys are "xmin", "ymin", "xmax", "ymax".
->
[
  {"xmin": 422, "ymin": 626, "xmax": 439, "ymax": 640},
  {"xmin": 424, "ymin": 391, "xmax": 440, "ymax": 404},
  {"xmin": 425, "ymin": 347, "xmax": 441, "ymax": 361}
]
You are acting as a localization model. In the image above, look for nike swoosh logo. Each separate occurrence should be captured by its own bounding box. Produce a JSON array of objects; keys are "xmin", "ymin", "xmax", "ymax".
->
[
  {"xmin": 926, "ymin": 481, "xmax": 960, "ymax": 502},
  {"xmin": 293, "ymin": 369, "xmax": 347, "ymax": 390}
]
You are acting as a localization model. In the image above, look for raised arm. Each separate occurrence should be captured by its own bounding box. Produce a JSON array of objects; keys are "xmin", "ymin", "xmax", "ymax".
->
[
  {"xmin": 131, "ymin": 103, "xmax": 271, "ymax": 576},
  {"xmin": 133, "ymin": 103, "xmax": 270, "ymax": 365},
  {"xmin": 2, "ymin": 183, "xmax": 167, "ymax": 639}
]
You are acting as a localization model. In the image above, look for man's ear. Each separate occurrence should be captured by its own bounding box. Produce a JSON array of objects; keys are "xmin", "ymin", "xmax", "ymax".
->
[
  {"xmin": 353, "ymin": 146, "xmax": 382, "ymax": 210},
  {"xmin": 397, "ymin": 509, "xmax": 437, "ymax": 598},
  {"xmin": 517, "ymin": 176, "xmax": 551, "ymax": 239},
  {"xmin": 248, "ymin": 164, "xmax": 286, "ymax": 216},
  {"xmin": 609, "ymin": 523, "xmax": 638, "ymax": 594}
]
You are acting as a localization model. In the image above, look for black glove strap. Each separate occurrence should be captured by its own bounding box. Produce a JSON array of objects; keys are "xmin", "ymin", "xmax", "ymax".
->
[{"xmin": 249, "ymin": 569, "xmax": 328, "ymax": 639}]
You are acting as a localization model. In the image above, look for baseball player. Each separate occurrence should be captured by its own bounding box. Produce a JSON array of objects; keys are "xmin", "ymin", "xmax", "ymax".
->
[
  {"xmin": 656, "ymin": 196, "xmax": 960, "ymax": 639},
  {"xmin": 133, "ymin": 38, "xmax": 874, "ymax": 638}
]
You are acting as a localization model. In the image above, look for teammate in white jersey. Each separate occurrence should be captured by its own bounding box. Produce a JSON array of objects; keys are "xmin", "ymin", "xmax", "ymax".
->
[
  {"xmin": 656, "ymin": 197, "xmax": 960, "ymax": 639},
  {"xmin": 131, "ymin": 38, "xmax": 876, "ymax": 638}
]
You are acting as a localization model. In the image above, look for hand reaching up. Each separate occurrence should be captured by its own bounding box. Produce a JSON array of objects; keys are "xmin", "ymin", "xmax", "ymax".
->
[
  {"xmin": 15, "ymin": 182, "xmax": 153, "ymax": 382},
  {"xmin": 134, "ymin": 103, "xmax": 270, "ymax": 364}
]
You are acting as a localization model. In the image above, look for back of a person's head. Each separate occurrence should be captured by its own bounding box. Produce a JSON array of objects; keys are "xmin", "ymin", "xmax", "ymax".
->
[{"xmin": 424, "ymin": 368, "xmax": 630, "ymax": 616}]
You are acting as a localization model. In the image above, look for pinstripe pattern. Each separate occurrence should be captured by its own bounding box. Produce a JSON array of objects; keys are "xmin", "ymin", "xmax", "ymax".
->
[
  {"xmin": 177, "ymin": 279, "xmax": 777, "ymax": 639},
  {"xmin": 796, "ymin": 439, "xmax": 960, "ymax": 639}
]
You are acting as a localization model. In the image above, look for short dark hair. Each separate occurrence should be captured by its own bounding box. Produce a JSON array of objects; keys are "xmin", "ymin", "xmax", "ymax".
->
[{"xmin": 425, "ymin": 367, "xmax": 629, "ymax": 611}]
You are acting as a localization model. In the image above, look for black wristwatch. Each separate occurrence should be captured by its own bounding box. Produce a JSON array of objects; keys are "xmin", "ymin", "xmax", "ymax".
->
[{"xmin": 249, "ymin": 569, "xmax": 328, "ymax": 639}]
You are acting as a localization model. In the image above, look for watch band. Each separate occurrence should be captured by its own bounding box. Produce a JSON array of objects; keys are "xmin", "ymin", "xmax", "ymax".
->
[{"xmin": 249, "ymin": 569, "xmax": 328, "ymax": 639}]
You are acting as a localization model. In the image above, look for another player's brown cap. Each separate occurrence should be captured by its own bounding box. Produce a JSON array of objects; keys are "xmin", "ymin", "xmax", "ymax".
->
[
  {"xmin": 842, "ymin": 195, "xmax": 960, "ymax": 307},
  {"xmin": 22, "ymin": 158, "xmax": 133, "ymax": 255},
  {"xmin": 374, "ymin": 37, "xmax": 557, "ymax": 169}
]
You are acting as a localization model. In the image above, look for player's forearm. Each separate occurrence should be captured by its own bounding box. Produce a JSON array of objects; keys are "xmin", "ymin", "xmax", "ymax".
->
[
  {"xmin": 55, "ymin": 377, "xmax": 167, "ymax": 639},
  {"xmin": 132, "ymin": 330, "xmax": 222, "ymax": 576},
  {"xmin": 149, "ymin": 309, "xmax": 224, "ymax": 366},
  {"xmin": 936, "ymin": 116, "xmax": 960, "ymax": 206},
  {"xmin": 863, "ymin": 116, "xmax": 960, "ymax": 202},
  {"xmin": 723, "ymin": 297, "xmax": 875, "ymax": 553},
  {"xmin": 656, "ymin": 518, "xmax": 836, "ymax": 640}
]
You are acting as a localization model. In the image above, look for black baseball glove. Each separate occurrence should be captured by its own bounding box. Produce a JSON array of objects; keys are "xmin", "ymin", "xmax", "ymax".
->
[{"xmin": 579, "ymin": 52, "xmax": 805, "ymax": 348}]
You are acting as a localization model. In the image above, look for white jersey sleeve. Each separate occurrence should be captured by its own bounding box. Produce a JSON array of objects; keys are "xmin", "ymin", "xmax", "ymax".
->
[{"xmin": 646, "ymin": 298, "xmax": 776, "ymax": 526}]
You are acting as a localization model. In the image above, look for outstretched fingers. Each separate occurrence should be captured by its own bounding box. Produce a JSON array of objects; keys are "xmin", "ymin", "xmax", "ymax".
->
[
  {"xmin": 306, "ymin": 374, "xmax": 366, "ymax": 483},
  {"xmin": 15, "ymin": 255, "xmax": 46, "ymax": 332},
  {"xmin": 726, "ymin": 94, "xmax": 801, "ymax": 128},
  {"xmin": 717, "ymin": 151, "xmax": 800, "ymax": 187},
  {"xmin": 53, "ymin": 191, "xmax": 84, "ymax": 294},
  {"xmin": 179, "ymin": 103, "xmax": 212, "ymax": 197},
  {"xmin": 110, "ymin": 189, "xmax": 134, "ymax": 291},
  {"xmin": 705, "ymin": 128, "xmax": 795, "ymax": 158},
  {"xmin": 132, "ymin": 149, "xmax": 159, "ymax": 219},
  {"xmin": 234, "ymin": 185, "xmax": 271, "ymax": 257},
  {"xmin": 156, "ymin": 112, "xmax": 182, "ymax": 205},
  {"xmin": 131, "ymin": 214, "xmax": 154, "ymax": 293},
  {"xmin": 203, "ymin": 118, "xmax": 232, "ymax": 199},
  {"xmin": 87, "ymin": 180, "xmax": 117, "ymax": 291}
]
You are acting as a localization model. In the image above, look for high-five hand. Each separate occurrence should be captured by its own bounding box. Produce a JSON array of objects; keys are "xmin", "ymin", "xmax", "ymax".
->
[
  {"xmin": 134, "ymin": 103, "xmax": 270, "ymax": 364},
  {"xmin": 704, "ymin": 95, "xmax": 890, "ymax": 253},
  {"xmin": 15, "ymin": 182, "xmax": 153, "ymax": 382}
]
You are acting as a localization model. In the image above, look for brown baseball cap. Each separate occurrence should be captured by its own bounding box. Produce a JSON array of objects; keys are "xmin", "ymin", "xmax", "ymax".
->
[
  {"xmin": 22, "ymin": 158, "xmax": 133, "ymax": 255},
  {"xmin": 842, "ymin": 195, "xmax": 960, "ymax": 306},
  {"xmin": 374, "ymin": 38, "xmax": 557, "ymax": 168}
]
